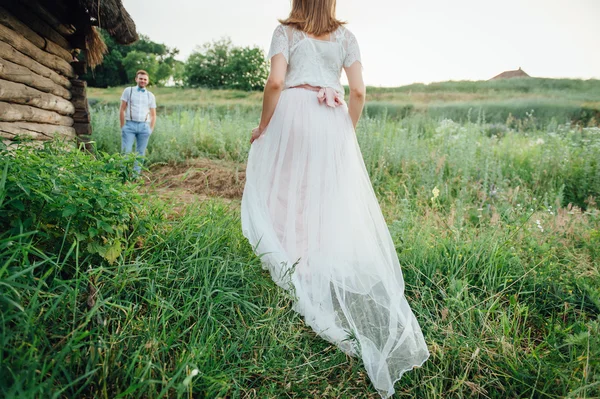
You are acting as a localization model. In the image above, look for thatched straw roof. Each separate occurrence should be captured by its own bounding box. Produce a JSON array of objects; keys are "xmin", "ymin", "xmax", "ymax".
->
[
  {"xmin": 74, "ymin": 0, "xmax": 138, "ymax": 68},
  {"xmin": 490, "ymin": 67, "xmax": 531, "ymax": 80},
  {"xmin": 78, "ymin": 0, "xmax": 138, "ymax": 45},
  {"xmin": 3, "ymin": 0, "xmax": 137, "ymax": 68}
]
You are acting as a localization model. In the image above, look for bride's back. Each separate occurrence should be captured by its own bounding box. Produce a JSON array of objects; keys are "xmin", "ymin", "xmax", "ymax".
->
[{"xmin": 267, "ymin": 24, "xmax": 361, "ymax": 95}]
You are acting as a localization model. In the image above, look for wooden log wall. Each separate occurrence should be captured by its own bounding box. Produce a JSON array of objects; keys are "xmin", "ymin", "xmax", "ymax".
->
[
  {"xmin": 0, "ymin": 2, "xmax": 92, "ymax": 143},
  {"xmin": 70, "ymin": 79, "xmax": 91, "ymax": 137},
  {"xmin": 0, "ymin": 7, "xmax": 72, "ymax": 63}
]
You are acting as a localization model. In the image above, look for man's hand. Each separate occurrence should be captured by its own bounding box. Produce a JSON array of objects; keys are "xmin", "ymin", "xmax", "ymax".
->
[
  {"xmin": 149, "ymin": 108, "xmax": 157, "ymax": 133},
  {"xmin": 119, "ymin": 100, "xmax": 127, "ymax": 130}
]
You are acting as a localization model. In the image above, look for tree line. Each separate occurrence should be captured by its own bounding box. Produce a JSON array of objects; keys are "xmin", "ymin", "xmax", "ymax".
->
[{"xmin": 83, "ymin": 30, "xmax": 268, "ymax": 91}]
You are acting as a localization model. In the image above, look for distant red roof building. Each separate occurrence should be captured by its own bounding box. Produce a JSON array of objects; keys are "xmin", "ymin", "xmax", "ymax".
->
[{"xmin": 490, "ymin": 67, "xmax": 531, "ymax": 80}]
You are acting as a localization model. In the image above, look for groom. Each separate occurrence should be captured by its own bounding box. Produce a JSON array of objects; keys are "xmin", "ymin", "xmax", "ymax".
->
[{"xmin": 119, "ymin": 70, "xmax": 157, "ymax": 175}]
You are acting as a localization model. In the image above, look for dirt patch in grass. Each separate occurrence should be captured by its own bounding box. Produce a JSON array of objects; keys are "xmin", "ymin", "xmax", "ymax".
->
[{"xmin": 143, "ymin": 158, "xmax": 246, "ymax": 205}]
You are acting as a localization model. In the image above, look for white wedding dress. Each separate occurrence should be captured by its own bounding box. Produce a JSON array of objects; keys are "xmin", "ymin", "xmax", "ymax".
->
[{"xmin": 241, "ymin": 24, "xmax": 429, "ymax": 398}]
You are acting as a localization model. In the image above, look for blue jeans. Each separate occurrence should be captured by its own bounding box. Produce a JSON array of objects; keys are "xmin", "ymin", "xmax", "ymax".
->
[{"xmin": 121, "ymin": 121, "xmax": 151, "ymax": 174}]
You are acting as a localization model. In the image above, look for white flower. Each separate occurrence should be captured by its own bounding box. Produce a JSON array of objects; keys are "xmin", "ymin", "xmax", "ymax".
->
[
  {"xmin": 182, "ymin": 369, "xmax": 200, "ymax": 387},
  {"xmin": 535, "ymin": 220, "xmax": 544, "ymax": 233}
]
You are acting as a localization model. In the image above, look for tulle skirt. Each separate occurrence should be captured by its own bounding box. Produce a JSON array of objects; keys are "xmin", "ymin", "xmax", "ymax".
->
[{"xmin": 241, "ymin": 88, "xmax": 429, "ymax": 398}]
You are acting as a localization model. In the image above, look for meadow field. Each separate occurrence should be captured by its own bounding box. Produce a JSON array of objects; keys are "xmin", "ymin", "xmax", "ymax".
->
[
  {"xmin": 88, "ymin": 77, "xmax": 600, "ymax": 124},
  {"xmin": 1, "ymin": 78, "xmax": 599, "ymax": 398}
]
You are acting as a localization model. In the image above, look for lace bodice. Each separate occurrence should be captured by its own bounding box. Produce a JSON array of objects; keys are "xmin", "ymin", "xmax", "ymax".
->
[{"xmin": 267, "ymin": 24, "xmax": 362, "ymax": 95}]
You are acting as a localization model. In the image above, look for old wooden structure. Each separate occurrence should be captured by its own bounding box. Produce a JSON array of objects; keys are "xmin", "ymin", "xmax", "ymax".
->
[{"xmin": 0, "ymin": 0, "xmax": 137, "ymax": 144}]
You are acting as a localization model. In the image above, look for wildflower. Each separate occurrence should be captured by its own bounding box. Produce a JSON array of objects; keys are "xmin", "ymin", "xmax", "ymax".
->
[
  {"xmin": 182, "ymin": 369, "xmax": 200, "ymax": 387},
  {"xmin": 535, "ymin": 219, "xmax": 544, "ymax": 233},
  {"xmin": 431, "ymin": 186, "xmax": 440, "ymax": 203}
]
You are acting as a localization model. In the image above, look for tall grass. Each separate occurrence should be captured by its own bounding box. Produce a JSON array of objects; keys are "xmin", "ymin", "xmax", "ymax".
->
[
  {"xmin": 92, "ymin": 106, "xmax": 600, "ymax": 210},
  {"xmin": 2, "ymin": 194, "xmax": 598, "ymax": 397},
  {"xmin": 358, "ymin": 116, "xmax": 600, "ymax": 210},
  {"xmin": 426, "ymin": 100, "xmax": 599, "ymax": 125},
  {"xmin": 91, "ymin": 105, "xmax": 257, "ymax": 163},
  {"xmin": 2, "ymin": 94, "xmax": 599, "ymax": 397}
]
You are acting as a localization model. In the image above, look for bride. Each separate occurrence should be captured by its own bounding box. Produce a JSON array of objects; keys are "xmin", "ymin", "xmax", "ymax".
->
[{"xmin": 241, "ymin": 0, "xmax": 430, "ymax": 396}]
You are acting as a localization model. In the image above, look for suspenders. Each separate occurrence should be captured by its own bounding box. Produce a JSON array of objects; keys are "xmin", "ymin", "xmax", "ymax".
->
[
  {"xmin": 127, "ymin": 86, "xmax": 151, "ymax": 122},
  {"xmin": 128, "ymin": 86, "xmax": 133, "ymax": 120}
]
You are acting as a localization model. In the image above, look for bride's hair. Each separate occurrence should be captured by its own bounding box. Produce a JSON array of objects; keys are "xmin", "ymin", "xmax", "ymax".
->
[{"xmin": 279, "ymin": 0, "xmax": 346, "ymax": 36}]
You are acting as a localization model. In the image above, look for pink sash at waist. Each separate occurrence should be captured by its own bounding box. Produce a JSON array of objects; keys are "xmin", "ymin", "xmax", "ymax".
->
[{"xmin": 291, "ymin": 84, "xmax": 346, "ymax": 108}]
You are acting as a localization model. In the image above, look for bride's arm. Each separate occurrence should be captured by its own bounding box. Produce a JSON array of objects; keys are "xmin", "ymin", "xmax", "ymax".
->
[
  {"xmin": 251, "ymin": 54, "xmax": 287, "ymax": 143},
  {"xmin": 344, "ymin": 62, "xmax": 366, "ymax": 129}
]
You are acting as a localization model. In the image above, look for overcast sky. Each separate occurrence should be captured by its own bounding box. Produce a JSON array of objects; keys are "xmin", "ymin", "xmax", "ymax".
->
[{"xmin": 122, "ymin": 0, "xmax": 600, "ymax": 87}]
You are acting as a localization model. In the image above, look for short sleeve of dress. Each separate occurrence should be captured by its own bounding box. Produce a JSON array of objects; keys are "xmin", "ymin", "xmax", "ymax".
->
[
  {"xmin": 267, "ymin": 25, "xmax": 289, "ymax": 63},
  {"xmin": 343, "ymin": 30, "xmax": 362, "ymax": 68}
]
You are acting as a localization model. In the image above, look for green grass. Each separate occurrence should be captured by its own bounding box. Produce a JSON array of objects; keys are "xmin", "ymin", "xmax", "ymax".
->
[
  {"xmin": 2, "ymin": 166, "xmax": 598, "ymax": 398},
  {"xmin": 90, "ymin": 78, "xmax": 600, "ymax": 126},
  {"xmin": 2, "ymin": 84, "xmax": 600, "ymax": 397},
  {"xmin": 88, "ymin": 86, "xmax": 264, "ymax": 107},
  {"xmin": 90, "ymin": 78, "xmax": 600, "ymax": 106},
  {"xmin": 369, "ymin": 77, "xmax": 600, "ymax": 99},
  {"xmin": 91, "ymin": 103, "xmax": 600, "ymax": 210}
]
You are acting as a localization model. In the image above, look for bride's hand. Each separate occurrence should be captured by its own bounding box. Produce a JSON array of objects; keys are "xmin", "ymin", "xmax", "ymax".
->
[{"xmin": 250, "ymin": 126, "xmax": 264, "ymax": 144}]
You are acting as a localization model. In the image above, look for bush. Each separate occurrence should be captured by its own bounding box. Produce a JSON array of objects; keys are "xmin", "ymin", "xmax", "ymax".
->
[{"xmin": 0, "ymin": 140, "xmax": 140, "ymax": 265}]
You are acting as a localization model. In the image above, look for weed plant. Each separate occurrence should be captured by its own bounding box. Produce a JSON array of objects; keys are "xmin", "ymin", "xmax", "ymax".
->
[{"xmin": 0, "ymin": 140, "xmax": 140, "ymax": 265}]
